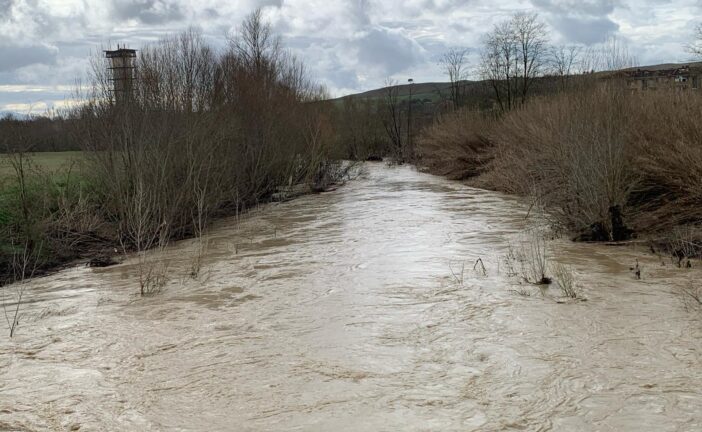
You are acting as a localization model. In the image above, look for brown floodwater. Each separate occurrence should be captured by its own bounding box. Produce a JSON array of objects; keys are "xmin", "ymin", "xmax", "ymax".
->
[{"xmin": 1, "ymin": 163, "xmax": 701, "ymax": 431}]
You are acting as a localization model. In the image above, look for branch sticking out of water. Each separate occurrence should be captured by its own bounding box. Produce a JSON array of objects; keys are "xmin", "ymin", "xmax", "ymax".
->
[
  {"xmin": 553, "ymin": 263, "xmax": 581, "ymax": 299},
  {"xmin": 449, "ymin": 260, "xmax": 466, "ymax": 286},
  {"xmin": 504, "ymin": 227, "xmax": 552, "ymax": 285},
  {"xmin": 473, "ymin": 258, "xmax": 487, "ymax": 277},
  {"xmin": 3, "ymin": 240, "xmax": 42, "ymax": 338}
]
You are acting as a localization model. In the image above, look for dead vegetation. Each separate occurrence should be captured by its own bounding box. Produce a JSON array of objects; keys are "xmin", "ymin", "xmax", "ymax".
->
[
  {"xmin": 503, "ymin": 227, "xmax": 551, "ymax": 286},
  {"xmin": 417, "ymin": 109, "xmax": 495, "ymax": 180},
  {"xmin": 486, "ymin": 84, "xmax": 638, "ymax": 242},
  {"xmin": 552, "ymin": 263, "xmax": 581, "ymax": 299},
  {"xmin": 1, "ymin": 11, "xmax": 345, "ymax": 295},
  {"xmin": 419, "ymin": 85, "xmax": 702, "ymax": 253},
  {"xmin": 2, "ymin": 240, "xmax": 41, "ymax": 337}
]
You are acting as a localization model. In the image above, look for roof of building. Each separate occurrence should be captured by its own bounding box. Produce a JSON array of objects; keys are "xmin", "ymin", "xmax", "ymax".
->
[{"xmin": 104, "ymin": 47, "xmax": 137, "ymax": 58}]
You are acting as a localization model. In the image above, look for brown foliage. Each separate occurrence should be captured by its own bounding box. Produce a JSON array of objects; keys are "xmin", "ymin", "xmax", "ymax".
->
[
  {"xmin": 417, "ymin": 109, "xmax": 494, "ymax": 180},
  {"xmin": 420, "ymin": 81, "xmax": 702, "ymax": 244},
  {"xmin": 1, "ymin": 11, "xmax": 342, "ymax": 287},
  {"xmin": 73, "ymin": 17, "xmax": 336, "ymax": 255}
]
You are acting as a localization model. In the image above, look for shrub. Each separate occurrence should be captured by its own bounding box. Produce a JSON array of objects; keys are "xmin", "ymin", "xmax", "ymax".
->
[
  {"xmin": 630, "ymin": 91, "xmax": 702, "ymax": 232},
  {"xmin": 486, "ymin": 84, "xmax": 638, "ymax": 240},
  {"xmin": 553, "ymin": 263, "xmax": 580, "ymax": 299},
  {"xmin": 417, "ymin": 109, "xmax": 495, "ymax": 180}
]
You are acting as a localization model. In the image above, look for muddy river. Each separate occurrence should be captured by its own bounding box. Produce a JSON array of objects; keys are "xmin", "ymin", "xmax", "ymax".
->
[{"xmin": 1, "ymin": 163, "xmax": 701, "ymax": 431}]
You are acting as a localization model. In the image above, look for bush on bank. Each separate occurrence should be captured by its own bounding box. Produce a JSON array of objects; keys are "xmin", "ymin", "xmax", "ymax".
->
[{"xmin": 418, "ymin": 81, "xmax": 702, "ymax": 251}]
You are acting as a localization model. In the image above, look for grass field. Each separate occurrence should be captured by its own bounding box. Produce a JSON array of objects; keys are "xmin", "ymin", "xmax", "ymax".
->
[{"xmin": 0, "ymin": 151, "xmax": 85, "ymax": 180}]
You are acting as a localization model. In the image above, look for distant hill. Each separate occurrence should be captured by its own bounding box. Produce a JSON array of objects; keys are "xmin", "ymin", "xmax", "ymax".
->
[
  {"xmin": 331, "ymin": 79, "xmax": 497, "ymax": 113},
  {"xmin": 332, "ymin": 61, "xmax": 702, "ymax": 105},
  {"xmin": 333, "ymin": 81, "xmax": 461, "ymax": 103},
  {"xmin": 619, "ymin": 61, "xmax": 702, "ymax": 72}
]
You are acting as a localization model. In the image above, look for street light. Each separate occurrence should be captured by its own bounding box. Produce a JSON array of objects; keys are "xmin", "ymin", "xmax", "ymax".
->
[{"xmin": 407, "ymin": 78, "xmax": 414, "ymax": 160}]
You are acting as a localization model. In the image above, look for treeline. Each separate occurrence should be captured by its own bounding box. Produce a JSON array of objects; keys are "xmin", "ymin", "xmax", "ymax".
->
[
  {"xmin": 0, "ymin": 115, "xmax": 79, "ymax": 152},
  {"xmin": 331, "ymin": 81, "xmax": 445, "ymax": 164},
  {"xmin": 331, "ymin": 13, "xmax": 633, "ymax": 166},
  {"xmin": 0, "ymin": 11, "xmax": 345, "ymax": 288}
]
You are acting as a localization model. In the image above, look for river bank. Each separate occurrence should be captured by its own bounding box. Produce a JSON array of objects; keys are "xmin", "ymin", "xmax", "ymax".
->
[
  {"xmin": 2, "ymin": 163, "xmax": 700, "ymax": 431},
  {"xmin": 417, "ymin": 86, "xmax": 702, "ymax": 250}
]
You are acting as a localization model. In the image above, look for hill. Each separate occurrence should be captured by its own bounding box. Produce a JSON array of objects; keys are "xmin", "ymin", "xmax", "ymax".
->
[
  {"xmin": 332, "ymin": 61, "xmax": 702, "ymax": 106},
  {"xmin": 334, "ymin": 81, "xmax": 460, "ymax": 103}
]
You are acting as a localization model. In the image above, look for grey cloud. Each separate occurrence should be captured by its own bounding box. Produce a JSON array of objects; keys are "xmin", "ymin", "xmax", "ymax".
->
[
  {"xmin": 530, "ymin": 0, "xmax": 622, "ymax": 45},
  {"xmin": 349, "ymin": 0, "xmax": 372, "ymax": 27},
  {"xmin": 531, "ymin": 0, "xmax": 618, "ymax": 16},
  {"xmin": 323, "ymin": 66, "xmax": 361, "ymax": 90},
  {"xmin": 258, "ymin": 0, "xmax": 283, "ymax": 7},
  {"xmin": 550, "ymin": 15, "xmax": 619, "ymax": 44},
  {"xmin": 0, "ymin": 0, "xmax": 700, "ymax": 109},
  {"xmin": 356, "ymin": 27, "xmax": 424, "ymax": 75},
  {"xmin": 203, "ymin": 8, "xmax": 219, "ymax": 19},
  {"xmin": 0, "ymin": 44, "xmax": 58, "ymax": 72},
  {"xmin": 0, "ymin": 0, "xmax": 14, "ymax": 19},
  {"xmin": 112, "ymin": 0, "xmax": 184, "ymax": 24}
]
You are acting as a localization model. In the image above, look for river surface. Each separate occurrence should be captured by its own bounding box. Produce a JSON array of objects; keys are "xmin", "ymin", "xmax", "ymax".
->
[{"xmin": 1, "ymin": 163, "xmax": 701, "ymax": 431}]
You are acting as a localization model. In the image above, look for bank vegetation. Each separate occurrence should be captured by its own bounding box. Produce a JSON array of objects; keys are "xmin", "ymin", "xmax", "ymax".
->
[
  {"xmin": 0, "ymin": 11, "xmax": 345, "ymax": 288},
  {"xmin": 419, "ymin": 13, "xmax": 702, "ymax": 260}
]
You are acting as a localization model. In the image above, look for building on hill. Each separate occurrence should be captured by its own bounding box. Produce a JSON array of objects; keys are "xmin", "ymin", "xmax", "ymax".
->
[{"xmin": 614, "ymin": 63, "xmax": 702, "ymax": 91}]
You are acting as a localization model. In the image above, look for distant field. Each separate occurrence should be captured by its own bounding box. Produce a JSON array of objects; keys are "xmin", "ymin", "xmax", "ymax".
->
[{"xmin": 0, "ymin": 151, "xmax": 85, "ymax": 179}]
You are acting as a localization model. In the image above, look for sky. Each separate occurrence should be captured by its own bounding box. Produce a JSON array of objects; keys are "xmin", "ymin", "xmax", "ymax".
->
[{"xmin": 1, "ymin": 0, "xmax": 701, "ymax": 115}]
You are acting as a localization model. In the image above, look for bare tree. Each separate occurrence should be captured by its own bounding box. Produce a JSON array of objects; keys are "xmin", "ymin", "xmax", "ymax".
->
[
  {"xmin": 687, "ymin": 24, "xmax": 702, "ymax": 57},
  {"xmin": 480, "ymin": 13, "xmax": 549, "ymax": 111},
  {"xmin": 381, "ymin": 79, "xmax": 405, "ymax": 161},
  {"xmin": 232, "ymin": 8, "xmax": 281, "ymax": 75},
  {"xmin": 513, "ymin": 12, "xmax": 549, "ymax": 105},
  {"xmin": 440, "ymin": 48, "xmax": 470, "ymax": 109},
  {"xmin": 579, "ymin": 35, "xmax": 636, "ymax": 73},
  {"xmin": 550, "ymin": 45, "xmax": 581, "ymax": 90},
  {"xmin": 480, "ymin": 20, "xmax": 518, "ymax": 111},
  {"xmin": 601, "ymin": 35, "xmax": 637, "ymax": 71},
  {"xmin": 337, "ymin": 97, "xmax": 387, "ymax": 159}
]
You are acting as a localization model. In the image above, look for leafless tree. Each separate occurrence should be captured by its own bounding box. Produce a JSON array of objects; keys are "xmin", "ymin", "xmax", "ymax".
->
[
  {"xmin": 69, "ymin": 11, "xmax": 338, "ymax": 295},
  {"xmin": 687, "ymin": 23, "xmax": 702, "ymax": 57},
  {"xmin": 231, "ymin": 9, "xmax": 281, "ymax": 75},
  {"xmin": 480, "ymin": 20, "xmax": 518, "ymax": 111},
  {"xmin": 601, "ymin": 35, "xmax": 636, "ymax": 71},
  {"xmin": 480, "ymin": 12, "xmax": 549, "ymax": 111},
  {"xmin": 337, "ymin": 97, "xmax": 387, "ymax": 159},
  {"xmin": 513, "ymin": 13, "xmax": 549, "ymax": 104},
  {"xmin": 550, "ymin": 45, "xmax": 581, "ymax": 90},
  {"xmin": 3, "ymin": 240, "xmax": 41, "ymax": 337},
  {"xmin": 579, "ymin": 35, "xmax": 636, "ymax": 73},
  {"xmin": 440, "ymin": 48, "xmax": 470, "ymax": 109},
  {"xmin": 381, "ymin": 79, "xmax": 405, "ymax": 161}
]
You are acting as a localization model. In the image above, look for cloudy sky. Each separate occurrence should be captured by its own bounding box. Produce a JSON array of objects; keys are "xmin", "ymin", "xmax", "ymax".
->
[{"xmin": 1, "ymin": 0, "xmax": 701, "ymax": 114}]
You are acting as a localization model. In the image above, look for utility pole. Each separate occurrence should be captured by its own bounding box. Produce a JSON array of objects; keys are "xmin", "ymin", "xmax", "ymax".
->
[{"xmin": 407, "ymin": 78, "xmax": 414, "ymax": 161}]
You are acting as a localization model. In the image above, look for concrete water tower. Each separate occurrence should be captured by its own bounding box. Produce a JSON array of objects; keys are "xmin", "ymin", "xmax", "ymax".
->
[{"xmin": 105, "ymin": 45, "xmax": 137, "ymax": 104}]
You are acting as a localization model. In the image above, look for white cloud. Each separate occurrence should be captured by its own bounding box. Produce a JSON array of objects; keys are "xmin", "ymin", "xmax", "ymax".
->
[{"xmin": 0, "ymin": 0, "xmax": 700, "ymax": 106}]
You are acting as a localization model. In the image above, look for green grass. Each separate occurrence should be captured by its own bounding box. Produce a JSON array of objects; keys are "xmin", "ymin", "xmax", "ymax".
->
[
  {"xmin": 0, "ymin": 151, "xmax": 89, "ymax": 237},
  {"xmin": 0, "ymin": 151, "xmax": 85, "ymax": 179}
]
